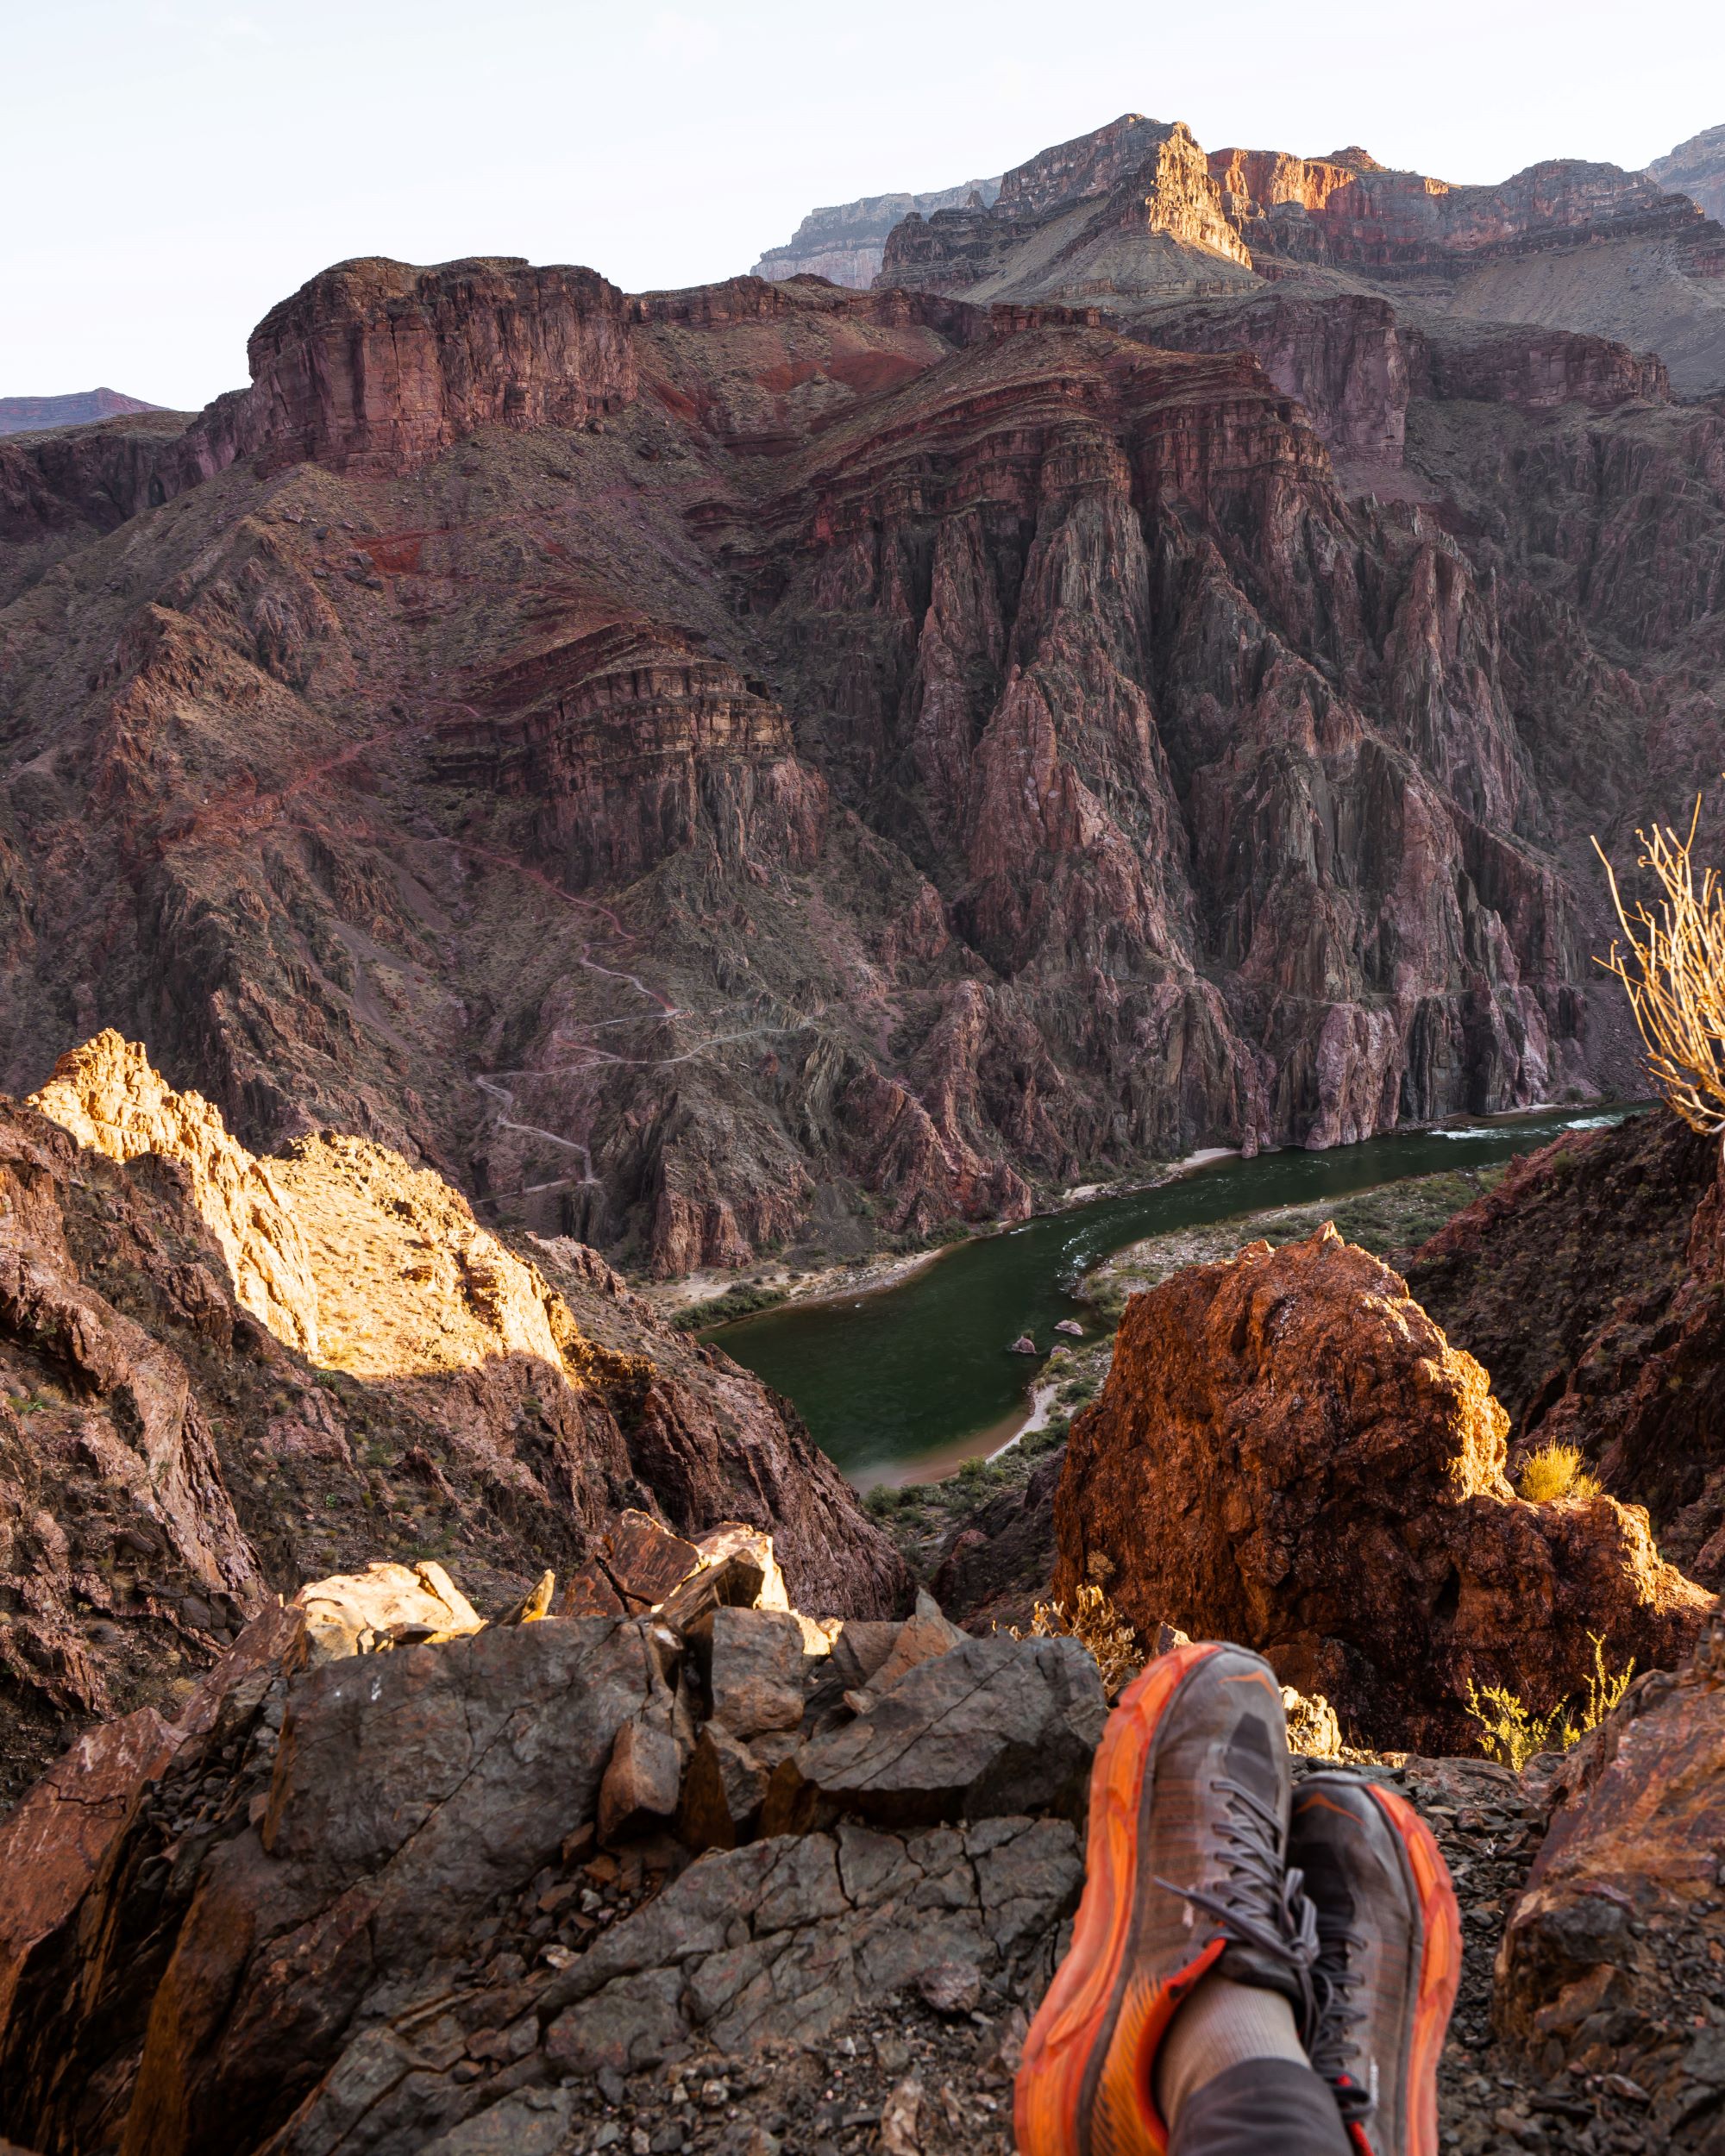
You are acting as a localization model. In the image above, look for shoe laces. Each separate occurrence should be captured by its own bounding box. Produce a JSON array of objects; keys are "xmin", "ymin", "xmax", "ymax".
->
[
  {"xmin": 1308, "ymin": 1910, "xmax": 1372, "ymax": 2121},
  {"xmin": 1155, "ymin": 1775, "xmax": 1320, "ymax": 2027}
]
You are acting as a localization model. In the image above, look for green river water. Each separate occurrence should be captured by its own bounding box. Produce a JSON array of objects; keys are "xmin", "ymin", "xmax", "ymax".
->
[{"xmin": 711, "ymin": 1110, "xmax": 1628, "ymax": 1485}]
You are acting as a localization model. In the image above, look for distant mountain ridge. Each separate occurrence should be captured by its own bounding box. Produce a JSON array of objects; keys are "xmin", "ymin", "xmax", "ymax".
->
[
  {"xmin": 750, "ymin": 173, "xmax": 1001, "ymax": 289},
  {"xmin": 0, "ymin": 385, "xmax": 163, "ymax": 436},
  {"xmin": 1649, "ymin": 122, "xmax": 1725, "ymax": 223},
  {"xmin": 753, "ymin": 112, "xmax": 1725, "ymax": 392}
]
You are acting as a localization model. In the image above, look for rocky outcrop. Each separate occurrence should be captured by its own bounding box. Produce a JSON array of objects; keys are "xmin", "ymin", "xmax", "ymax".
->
[
  {"xmin": 185, "ymin": 257, "xmax": 639, "ymax": 479},
  {"xmin": 1051, "ymin": 1225, "xmax": 1709, "ymax": 1749},
  {"xmin": 0, "ymin": 388, "xmax": 163, "ymax": 437},
  {"xmin": 1408, "ymin": 1110, "xmax": 1725, "ymax": 1585},
  {"xmin": 751, "ymin": 178, "xmax": 1001, "ymax": 289},
  {"xmin": 0, "ymin": 1556, "xmax": 1090, "ymax": 2156},
  {"xmin": 1496, "ymin": 1597, "xmax": 1725, "ymax": 2134},
  {"xmin": 0, "ymin": 1040, "xmax": 906, "ymax": 1803},
  {"xmin": 1648, "ymin": 123, "xmax": 1725, "ymax": 225}
]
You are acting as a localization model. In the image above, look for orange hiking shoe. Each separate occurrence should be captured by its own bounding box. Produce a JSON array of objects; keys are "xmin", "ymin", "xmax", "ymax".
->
[
  {"xmin": 1289, "ymin": 1774, "xmax": 1462, "ymax": 2156},
  {"xmin": 1015, "ymin": 1642, "xmax": 1319, "ymax": 2156}
]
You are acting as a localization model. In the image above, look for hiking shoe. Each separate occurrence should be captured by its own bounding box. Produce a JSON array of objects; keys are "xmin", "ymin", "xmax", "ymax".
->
[
  {"xmin": 1289, "ymin": 1773, "xmax": 1462, "ymax": 2156},
  {"xmin": 1015, "ymin": 1641, "xmax": 1318, "ymax": 2156}
]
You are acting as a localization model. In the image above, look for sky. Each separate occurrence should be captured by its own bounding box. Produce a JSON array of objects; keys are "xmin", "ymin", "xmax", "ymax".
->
[{"xmin": 4, "ymin": 0, "xmax": 1722, "ymax": 411}]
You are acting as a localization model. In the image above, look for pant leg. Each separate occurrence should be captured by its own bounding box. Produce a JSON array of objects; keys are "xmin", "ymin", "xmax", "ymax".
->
[{"xmin": 1169, "ymin": 2056, "xmax": 1352, "ymax": 2156}]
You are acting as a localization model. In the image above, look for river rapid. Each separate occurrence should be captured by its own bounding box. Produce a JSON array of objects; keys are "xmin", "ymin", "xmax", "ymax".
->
[{"xmin": 710, "ymin": 1110, "xmax": 1628, "ymax": 1486}]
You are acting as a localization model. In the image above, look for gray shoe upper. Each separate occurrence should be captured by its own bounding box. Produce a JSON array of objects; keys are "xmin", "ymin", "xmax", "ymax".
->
[
  {"xmin": 1145, "ymin": 1647, "xmax": 1320, "ymax": 2027},
  {"xmin": 1291, "ymin": 1771, "xmax": 1423, "ymax": 2149}
]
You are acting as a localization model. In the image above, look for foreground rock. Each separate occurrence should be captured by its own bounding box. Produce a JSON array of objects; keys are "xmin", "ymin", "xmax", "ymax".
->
[
  {"xmin": 0, "ymin": 1554, "xmax": 1091, "ymax": 2156},
  {"xmin": 0, "ymin": 1039, "xmax": 906, "ymax": 1806},
  {"xmin": 1053, "ymin": 1225, "xmax": 1709, "ymax": 1750},
  {"xmin": 1409, "ymin": 1110, "xmax": 1725, "ymax": 1585},
  {"xmin": 1496, "ymin": 1599, "xmax": 1725, "ymax": 2136},
  {"xmin": 3, "ymin": 1551, "xmax": 1717, "ymax": 2156}
]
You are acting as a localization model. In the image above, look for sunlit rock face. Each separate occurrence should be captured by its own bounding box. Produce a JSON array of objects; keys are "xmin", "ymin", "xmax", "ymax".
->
[
  {"xmin": 0, "ymin": 1038, "xmax": 907, "ymax": 1802},
  {"xmin": 1052, "ymin": 1225, "xmax": 1709, "ymax": 1752}
]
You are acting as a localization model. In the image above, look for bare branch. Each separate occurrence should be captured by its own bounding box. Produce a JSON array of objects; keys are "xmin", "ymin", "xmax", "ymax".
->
[{"xmin": 1592, "ymin": 795, "xmax": 1725, "ymax": 1135}]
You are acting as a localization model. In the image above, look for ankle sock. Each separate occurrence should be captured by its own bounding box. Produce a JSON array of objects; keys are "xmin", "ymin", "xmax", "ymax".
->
[{"xmin": 1153, "ymin": 1974, "xmax": 1309, "ymax": 2128}]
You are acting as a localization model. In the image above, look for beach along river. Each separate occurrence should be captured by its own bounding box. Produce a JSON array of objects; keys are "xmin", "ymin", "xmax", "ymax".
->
[{"xmin": 709, "ymin": 1110, "xmax": 1628, "ymax": 1485}]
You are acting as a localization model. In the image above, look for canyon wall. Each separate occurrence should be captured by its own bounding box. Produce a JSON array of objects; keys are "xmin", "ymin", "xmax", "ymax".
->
[{"xmin": 0, "ymin": 221, "xmax": 1721, "ymax": 1272}]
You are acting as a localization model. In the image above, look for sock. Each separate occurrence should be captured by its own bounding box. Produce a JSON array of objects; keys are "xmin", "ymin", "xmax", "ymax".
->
[{"xmin": 1153, "ymin": 1975, "xmax": 1310, "ymax": 2129}]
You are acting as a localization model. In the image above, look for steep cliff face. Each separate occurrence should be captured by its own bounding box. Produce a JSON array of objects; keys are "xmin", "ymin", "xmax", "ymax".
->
[
  {"xmin": 751, "ymin": 176, "xmax": 1001, "ymax": 289},
  {"xmin": 1, "ymin": 251, "xmax": 1722, "ymax": 1273}
]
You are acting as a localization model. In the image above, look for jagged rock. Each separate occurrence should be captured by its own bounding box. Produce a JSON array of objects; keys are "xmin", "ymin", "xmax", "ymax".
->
[
  {"xmin": 694, "ymin": 1607, "xmax": 806, "ymax": 1738},
  {"xmin": 0, "ymin": 1063, "xmax": 906, "ymax": 1787},
  {"xmin": 762, "ymin": 1634, "xmax": 1106, "ymax": 1833},
  {"xmin": 0, "ymin": 1708, "xmax": 182, "ymax": 2026},
  {"xmin": 1495, "ymin": 1599, "xmax": 1725, "ymax": 2121},
  {"xmin": 1282, "ymin": 1687, "xmax": 1343, "ymax": 1758},
  {"xmin": 599, "ymin": 1710, "xmax": 685, "ymax": 1846},
  {"xmin": 853, "ymin": 1588, "xmax": 966, "ymax": 1705},
  {"xmin": 294, "ymin": 1558, "xmax": 483, "ymax": 1663},
  {"xmin": 562, "ymin": 1511, "xmax": 705, "ymax": 1617},
  {"xmin": 1054, "ymin": 1225, "xmax": 1710, "ymax": 1750},
  {"xmin": 676, "ymin": 1723, "xmax": 775, "ymax": 1853}
]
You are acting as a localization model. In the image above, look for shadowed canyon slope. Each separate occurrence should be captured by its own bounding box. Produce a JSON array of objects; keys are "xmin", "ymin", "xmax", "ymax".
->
[{"xmin": 3, "ymin": 235, "xmax": 1725, "ymax": 1274}]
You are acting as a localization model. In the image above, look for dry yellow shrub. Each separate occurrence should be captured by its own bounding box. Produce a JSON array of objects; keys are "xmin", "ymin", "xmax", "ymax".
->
[{"xmin": 1516, "ymin": 1441, "xmax": 1602, "ymax": 1503}]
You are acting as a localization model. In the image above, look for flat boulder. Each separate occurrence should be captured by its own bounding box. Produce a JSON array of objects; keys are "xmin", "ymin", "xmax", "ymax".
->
[{"xmin": 762, "ymin": 1633, "xmax": 1105, "ymax": 1833}]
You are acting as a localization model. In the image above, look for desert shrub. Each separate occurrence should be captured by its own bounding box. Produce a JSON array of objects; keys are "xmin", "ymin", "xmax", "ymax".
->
[
  {"xmin": 1596, "ymin": 799, "xmax": 1725, "ymax": 1135},
  {"xmin": 671, "ymin": 1281, "xmax": 788, "ymax": 1331},
  {"xmin": 1465, "ymin": 1633, "xmax": 1634, "ymax": 1769},
  {"xmin": 1015, "ymin": 1583, "xmax": 1141, "ymax": 1695},
  {"xmin": 1516, "ymin": 1441, "xmax": 1602, "ymax": 1504}
]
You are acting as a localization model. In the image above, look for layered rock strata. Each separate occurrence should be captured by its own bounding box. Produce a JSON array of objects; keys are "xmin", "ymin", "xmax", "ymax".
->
[
  {"xmin": 2, "ymin": 242, "xmax": 1722, "ymax": 1270},
  {"xmin": 1051, "ymin": 1225, "xmax": 1709, "ymax": 1749},
  {"xmin": 877, "ymin": 110, "xmax": 1725, "ymax": 392}
]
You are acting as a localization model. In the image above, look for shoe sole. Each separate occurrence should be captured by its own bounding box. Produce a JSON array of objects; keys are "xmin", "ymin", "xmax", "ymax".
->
[
  {"xmin": 1014, "ymin": 1640, "xmax": 1230, "ymax": 2156},
  {"xmin": 1370, "ymin": 1785, "xmax": 1461, "ymax": 2156}
]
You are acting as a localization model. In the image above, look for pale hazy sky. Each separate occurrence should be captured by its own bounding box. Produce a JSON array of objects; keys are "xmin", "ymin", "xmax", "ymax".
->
[{"xmin": 4, "ymin": 0, "xmax": 1721, "ymax": 411}]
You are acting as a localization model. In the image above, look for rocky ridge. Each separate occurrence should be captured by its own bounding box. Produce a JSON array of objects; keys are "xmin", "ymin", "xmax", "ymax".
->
[
  {"xmin": 0, "ymin": 1031, "xmax": 903, "ymax": 1808},
  {"xmin": 1649, "ymin": 123, "xmax": 1725, "ymax": 226},
  {"xmin": 0, "ymin": 390, "xmax": 163, "ymax": 439},
  {"xmin": 878, "ymin": 110, "xmax": 1725, "ymax": 393},
  {"xmin": 751, "ymin": 179, "xmax": 1002, "ymax": 290}
]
